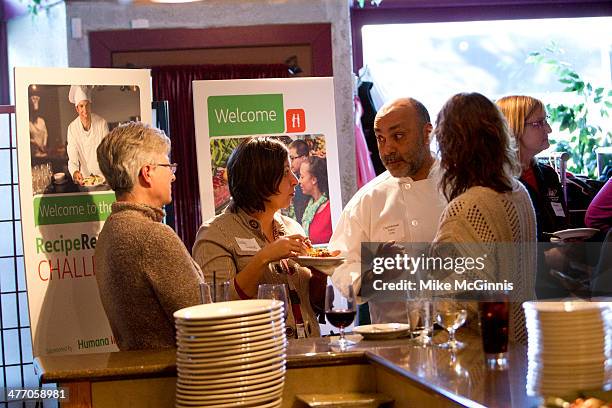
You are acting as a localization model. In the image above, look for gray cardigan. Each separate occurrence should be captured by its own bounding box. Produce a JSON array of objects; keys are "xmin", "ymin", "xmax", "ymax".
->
[{"xmin": 95, "ymin": 202, "xmax": 203, "ymax": 350}]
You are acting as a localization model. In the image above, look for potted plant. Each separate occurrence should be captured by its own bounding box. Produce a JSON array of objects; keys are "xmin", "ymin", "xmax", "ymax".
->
[{"xmin": 527, "ymin": 46, "xmax": 612, "ymax": 179}]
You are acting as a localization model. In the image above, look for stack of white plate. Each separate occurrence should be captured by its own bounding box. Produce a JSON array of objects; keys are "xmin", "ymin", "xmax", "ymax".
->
[
  {"xmin": 174, "ymin": 299, "xmax": 287, "ymax": 407},
  {"xmin": 523, "ymin": 301, "xmax": 612, "ymax": 396}
]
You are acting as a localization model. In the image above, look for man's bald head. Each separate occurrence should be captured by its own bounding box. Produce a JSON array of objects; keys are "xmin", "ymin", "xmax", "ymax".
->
[
  {"xmin": 373, "ymin": 97, "xmax": 433, "ymax": 180},
  {"xmin": 376, "ymin": 98, "xmax": 431, "ymax": 130}
]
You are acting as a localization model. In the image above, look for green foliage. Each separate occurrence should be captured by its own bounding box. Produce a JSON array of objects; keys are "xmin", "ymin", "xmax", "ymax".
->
[
  {"xmin": 23, "ymin": 0, "xmax": 45, "ymax": 16},
  {"xmin": 526, "ymin": 46, "xmax": 611, "ymax": 178}
]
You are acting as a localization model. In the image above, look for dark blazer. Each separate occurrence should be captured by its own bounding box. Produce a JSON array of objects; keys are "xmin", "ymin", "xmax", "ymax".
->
[{"xmin": 519, "ymin": 163, "xmax": 569, "ymax": 242}]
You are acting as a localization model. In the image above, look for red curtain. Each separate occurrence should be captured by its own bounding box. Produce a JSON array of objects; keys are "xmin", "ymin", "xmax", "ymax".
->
[{"xmin": 151, "ymin": 64, "xmax": 290, "ymax": 249}]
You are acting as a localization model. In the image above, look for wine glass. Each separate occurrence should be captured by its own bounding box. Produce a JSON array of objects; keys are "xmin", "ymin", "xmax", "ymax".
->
[
  {"xmin": 325, "ymin": 284, "xmax": 356, "ymax": 351},
  {"xmin": 257, "ymin": 284, "xmax": 289, "ymax": 321},
  {"xmin": 435, "ymin": 301, "xmax": 468, "ymax": 349}
]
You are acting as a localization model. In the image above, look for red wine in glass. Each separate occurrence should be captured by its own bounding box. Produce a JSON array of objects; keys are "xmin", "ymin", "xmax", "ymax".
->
[
  {"xmin": 324, "ymin": 285, "xmax": 356, "ymax": 350},
  {"xmin": 326, "ymin": 309, "xmax": 356, "ymax": 329}
]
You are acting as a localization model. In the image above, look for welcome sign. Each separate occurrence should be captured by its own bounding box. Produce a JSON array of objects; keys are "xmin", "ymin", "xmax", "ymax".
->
[
  {"xmin": 193, "ymin": 78, "xmax": 341, "ymax": 235},
  {"xmin": 15, "ymin": 67, "xmax": 152, "ymax": 356},
  {"xmin": 208, "ymin": 94, "xmax": 284, "ymax": 136}
]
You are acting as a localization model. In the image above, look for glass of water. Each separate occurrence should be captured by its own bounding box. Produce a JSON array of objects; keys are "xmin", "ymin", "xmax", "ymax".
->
[{"xmin": 406, "ymin": 299, "xmax": 434, "ymax": 346}]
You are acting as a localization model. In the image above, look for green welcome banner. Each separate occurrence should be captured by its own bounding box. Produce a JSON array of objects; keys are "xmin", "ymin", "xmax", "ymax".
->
[
  {"xmin": 207, "ymin": 94, "xmax": 284, "ymax": 136},
  {"xmin": 33, "ymin": 193, "xmax": 116, "ymax": 226}
]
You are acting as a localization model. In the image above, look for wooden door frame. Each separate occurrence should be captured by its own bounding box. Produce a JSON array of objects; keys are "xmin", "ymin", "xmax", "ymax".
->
[{"xmin": 89, "ymin": 23, "xmax": 333, "ymax": 76}]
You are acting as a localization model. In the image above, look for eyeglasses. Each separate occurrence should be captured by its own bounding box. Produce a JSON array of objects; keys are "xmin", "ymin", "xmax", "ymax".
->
[
  {"xmin": 154, "ymin": 163, "xmax": 178, "ymax": 174},
  {"xmin": 290, "ymin": 154, "xmax": 306, "ymax": 160},
  {"xmin": 525, "ymin": 116, "xmax": 550, "ymax": 129}
]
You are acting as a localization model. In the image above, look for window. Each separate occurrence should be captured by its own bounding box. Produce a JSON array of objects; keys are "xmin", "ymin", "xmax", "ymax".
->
[{"xmin": 362, "ymin": 16, "xmax": 612, "ymax": 157}]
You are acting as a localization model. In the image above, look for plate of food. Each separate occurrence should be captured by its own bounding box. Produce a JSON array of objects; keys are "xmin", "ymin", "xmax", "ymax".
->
[
  {"xmin": 551, "ymin": 228, "xmax": 599, "ymax": 241},
  {"xmin": 79, "ymin": 175, "xmax": 110, "ymax": 192},
  {"xmin": 294, "ymin": 246, "xmax": 345, "ymax": 268},
  {"xmin": 353, "ymin": 323, "xmax": 411, "ymax": 340},
  {"xmin": 82, "ymin": 174, "xmax": 105, "ymax": 186}
]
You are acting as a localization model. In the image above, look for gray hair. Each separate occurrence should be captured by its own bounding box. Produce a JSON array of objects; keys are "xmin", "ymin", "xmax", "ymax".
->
[{"xmin": 97, "ymin": 122, "xmax": 170, "ymax": 196}]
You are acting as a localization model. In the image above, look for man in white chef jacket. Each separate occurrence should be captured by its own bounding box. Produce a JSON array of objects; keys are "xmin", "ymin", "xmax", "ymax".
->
[
  {"xmin": 329, "ymin": 97, "xmax": 446, "ymax": 323},
  {"xmin": 66, "ymin": 85, "xmax": 109, "ymax": 185}
]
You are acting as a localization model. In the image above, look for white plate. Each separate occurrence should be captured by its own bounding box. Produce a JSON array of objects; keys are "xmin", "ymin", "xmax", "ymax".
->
[
  {"xmin": 523, "ymin": 301, "xmax": 610, "ymax": 313},
  {"xmin": 176, "ymin": 347, "xmax": 285, "ymax": 368},
  {"xmin": 353, "ymin": 323, "xmax": 411, "ymax": 340},
  {"xmin": 178, "ymin": 361, "xmax": 285, "ymax": 381},
  {"xmin": 177, "ymin": 327, "xmax": 284, "ymax": 344},
  {"xmin": 177, "ymin": 378, "xmax": 284, "ymax": 398},
  {"xmin": 177, "ymin": 354, "xmax": 285, "ymax": 375},
  {"xmin": 174, "ymin": 299, "xmax": 283, "ymax": 321},
  {"xmin": 177, "ymin": 337, "xmax": 284, "ymax": 356},
  {"xmin": 177, "ymin": 366, "xmax": 285, "ymax": 385},
  {"xmin": 176, "ymin": 316, "xmax": 284, "ymax": 332},
  {"xmin": 177, "ymin": 343, "xmax": 285, "ymax": 362},
  {"xmin": 177, "ymin": 333, "xmax": 285, "ymax": 351},
  {"xmin": 175, "ymin": 307, "xmax": 284, "ymax": 325},
  {"xmin": 176, "ymin": 389, "xmax": 283, "ymax": 405},
  {"xmin": 176, "ymin": 398, "xmax": 282, "ymax": 408},
  {"xmin": 175, "ymin": 311, "xmax": 283, "ymax": 330},
  {"xmin": 177, "ymin": 370, "xmax": 284, "ymax": 391},
  {"xmin": 178, "ymin": 398, "xmax": 282, "ymax": 408},
  {"xmin": 551, "ymin": 227, "xmax": 600, "ymax": 241},
  {"xmin": 177, "ymin": 319, "xmax": 284, "ymax": 336},
  {"xmin": 295, "ymin": 256, "xmax": 346, "ymax": 267}
]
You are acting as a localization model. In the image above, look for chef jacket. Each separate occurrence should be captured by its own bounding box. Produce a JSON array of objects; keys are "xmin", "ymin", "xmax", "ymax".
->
[{"xmin": 329, "ymin": 171, "xmax": 446, "ymax": 323}]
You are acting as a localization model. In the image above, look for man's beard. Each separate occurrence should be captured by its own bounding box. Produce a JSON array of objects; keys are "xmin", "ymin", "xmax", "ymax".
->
[{"xmin": 382, "ymin": 150, "xmax": 425, "ymax": 178}]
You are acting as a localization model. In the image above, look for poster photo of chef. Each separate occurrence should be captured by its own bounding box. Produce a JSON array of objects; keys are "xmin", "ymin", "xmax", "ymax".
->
[
  {"xmin": 27, "ymin": 83, "xmax": 142, "ymax": 196},
  {"xmin": 210, "ymin": 133, "xmax": 333, "ymax": 244}
]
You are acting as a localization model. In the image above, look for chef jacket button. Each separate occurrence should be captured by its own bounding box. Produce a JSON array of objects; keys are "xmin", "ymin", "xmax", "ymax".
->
[{"xmin": 411, "ymin": 220, "xmax": 418, "ymax": 226}]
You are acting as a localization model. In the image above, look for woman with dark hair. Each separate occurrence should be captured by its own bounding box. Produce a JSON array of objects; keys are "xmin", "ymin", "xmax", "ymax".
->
[
  {"xmin": 299, "ymin": 156, "xmax": 332, "ymax": 244},
  {"xmin": 431, "ymin": 92, "xmax": 536, "ymax": 343},
  {"xmin": 193, "ymin": 137, "xmax": 323, "ymax": 338}
]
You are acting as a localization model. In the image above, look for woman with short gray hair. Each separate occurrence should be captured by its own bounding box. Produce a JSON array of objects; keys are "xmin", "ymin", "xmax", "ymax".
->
[{"xmin": 95, "ymin": 122, "xmax": 203, "ymax": 351}]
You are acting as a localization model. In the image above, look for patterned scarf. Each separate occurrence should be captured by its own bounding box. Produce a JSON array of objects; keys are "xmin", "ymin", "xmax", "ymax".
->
[{"xmin": 301, "ymin": 193, "xmax": 328, "ymax": 235}]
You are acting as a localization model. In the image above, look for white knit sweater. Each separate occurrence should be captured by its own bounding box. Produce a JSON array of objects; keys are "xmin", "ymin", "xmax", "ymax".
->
[{"xmin": 430, "ymin": 181, "xmax": 537, "ymax": 343}]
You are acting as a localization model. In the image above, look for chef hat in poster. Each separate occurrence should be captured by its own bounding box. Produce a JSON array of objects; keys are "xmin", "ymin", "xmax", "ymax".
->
[{"xmin": 68, "ymin": 85, "xmax": 91, "ymax": 106}]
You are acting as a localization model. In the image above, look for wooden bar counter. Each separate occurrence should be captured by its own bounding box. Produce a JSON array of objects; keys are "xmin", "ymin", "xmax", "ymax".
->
[{"xmin": 35, "ymin": 331, "xmax": 542, "ymax": 407}]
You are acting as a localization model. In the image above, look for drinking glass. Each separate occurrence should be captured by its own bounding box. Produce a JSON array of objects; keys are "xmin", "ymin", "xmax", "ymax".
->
[
  {"xmin": 257, "ymin": 284, "xmax": 289, "ymax": 320},
  {"xmin": 199, "ymin": 282, "xmax": 213, "ymax": 304},
  {"xmin": 406, "ymin": 299, "xmax": 434, "ymax": 346},
  {"xmin": 200, "ymin": 281, "xmax": 231, "ymax": 304},
  {"xmin": 479, "ymin": 300, "xmax": 510, "ymax": 370},
  {"xmin": 212, "ymin": 280, "xmax": 231, "ymax": 302},
  {"xmin": 325, "ymin": 284, "xmax": 356, "ymax": 351},
  {"xmin": 436, "ymin": 302, "xmax": 468, "ymax": 349}
]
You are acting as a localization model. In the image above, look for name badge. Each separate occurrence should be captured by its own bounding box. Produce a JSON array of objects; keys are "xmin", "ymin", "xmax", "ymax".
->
[
  {"xmin": 551, "ymin": 202, "xmax": 566, "ymax": 218},
  {"xmin": 382, "ymin": 223, "xmax": 404, "ymax": 239},
  {"xmin": 235, "ymin": 237, "xmax": 261, "ymax": 252}
]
